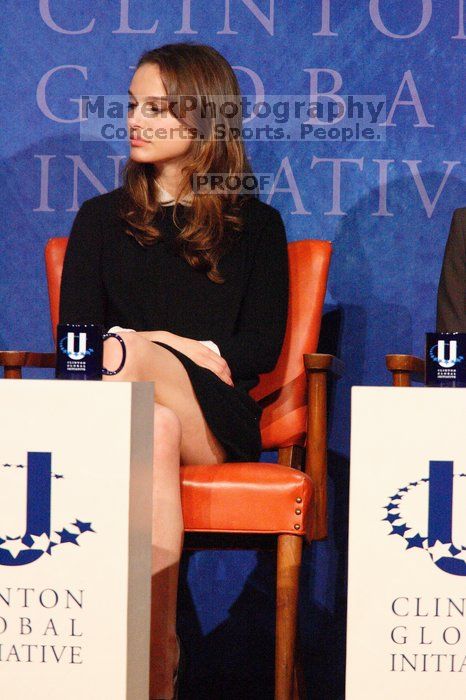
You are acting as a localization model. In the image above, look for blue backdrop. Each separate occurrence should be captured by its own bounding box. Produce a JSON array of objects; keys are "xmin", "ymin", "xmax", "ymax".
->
[{"xmin": 1, "ymin": 2, "xmax": 465, "ymax": 697}]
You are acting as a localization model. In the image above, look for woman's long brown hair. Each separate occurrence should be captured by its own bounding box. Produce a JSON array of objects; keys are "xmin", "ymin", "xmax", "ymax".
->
[{"xmin": 118, "ymin": 42, "xmax": 258, "ymax": 283}]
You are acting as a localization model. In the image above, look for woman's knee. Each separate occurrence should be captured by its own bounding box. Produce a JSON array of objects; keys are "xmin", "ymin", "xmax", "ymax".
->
[{"xmin": 154, "ymin": 403, "xmax": 182, "ymax": 451}]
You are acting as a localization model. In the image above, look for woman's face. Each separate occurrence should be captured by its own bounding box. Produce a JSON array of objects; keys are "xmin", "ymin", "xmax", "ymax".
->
[{"xmin": 127, "ymin": 63, "xmax": 193, "ymax": 167}]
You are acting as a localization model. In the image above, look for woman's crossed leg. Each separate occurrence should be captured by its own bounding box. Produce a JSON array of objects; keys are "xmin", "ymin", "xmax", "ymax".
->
[{"xmin": 103, "ymin": 332, "xmax": 227, "ymax": 698}]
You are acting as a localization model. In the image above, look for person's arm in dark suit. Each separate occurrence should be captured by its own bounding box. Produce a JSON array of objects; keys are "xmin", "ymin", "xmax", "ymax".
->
[{"xmin": 436, "ymin": 207, "xmax": 466, "ymax": 332}]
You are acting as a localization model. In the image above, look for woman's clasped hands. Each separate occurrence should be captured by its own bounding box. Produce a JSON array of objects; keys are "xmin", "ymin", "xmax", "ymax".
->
[{"xmin": 136, "ymin": 330, "xmax": 234, "ymax": 387}]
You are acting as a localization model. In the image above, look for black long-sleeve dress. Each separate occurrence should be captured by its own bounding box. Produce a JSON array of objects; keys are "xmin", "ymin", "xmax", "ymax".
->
[{"xmin": 58, "ymin": 187, "xmax": 289, "ymax": 462}]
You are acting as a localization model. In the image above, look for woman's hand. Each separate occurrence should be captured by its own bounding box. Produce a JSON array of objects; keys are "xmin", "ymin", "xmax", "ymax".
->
[{"xmin": 136, "ymin": 330, "xmax": 234, "ymax": 387}]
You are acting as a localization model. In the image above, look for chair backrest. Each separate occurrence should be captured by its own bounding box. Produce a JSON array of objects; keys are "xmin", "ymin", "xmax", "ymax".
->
[
  {"xmin": 45, "ymin": 237, "xmax": 67, "ymax": 342},
  {"xmin": 251, "ymin": 240, "xmax": 331, "ymax": 449},
  {"xmin": 45, "ymin": 236, "xmax": 332, "ymax": 451}
]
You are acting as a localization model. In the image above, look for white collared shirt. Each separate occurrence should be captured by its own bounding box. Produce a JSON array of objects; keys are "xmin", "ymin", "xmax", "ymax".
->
[{"xmin": 154, "ymin": 179, "xmax": 194, "ymax": 206}]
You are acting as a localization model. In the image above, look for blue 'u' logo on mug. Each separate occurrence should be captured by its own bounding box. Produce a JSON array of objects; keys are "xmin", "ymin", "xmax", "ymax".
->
[
  {"xmin": 60, "ymin": 332, "xmax": 94, "ymax": 361},
  {"xmin": 55, "ymin": 323, "xmax": 126, "ymax": 380}
]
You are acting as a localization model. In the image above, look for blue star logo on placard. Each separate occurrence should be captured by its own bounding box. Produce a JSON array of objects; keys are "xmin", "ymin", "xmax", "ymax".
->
[
  {"xmin": 0, "ymin": 452, "xmax": 96, "ymax": 567},
  {"xmin": 382, "ymin": 462, "xmax": 466, "ymax": 577}
]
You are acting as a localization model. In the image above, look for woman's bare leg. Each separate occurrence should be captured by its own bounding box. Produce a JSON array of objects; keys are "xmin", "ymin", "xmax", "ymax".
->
[
  {"xmin": 103, "ymin": 333, "xmax": 228, "ymax": 464},
  {"xmin": 149, "ymin": 403, "xmax": 183, "ymax": 699},
  {"xmin": 103, "ymin": 333, "xmax": 227, "ymax": 698}
]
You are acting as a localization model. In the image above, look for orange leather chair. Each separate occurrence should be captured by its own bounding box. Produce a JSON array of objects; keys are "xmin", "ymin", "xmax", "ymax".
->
[{"xmin": 1, "ymin": 236, "xmax": 341, "ymax": 700}]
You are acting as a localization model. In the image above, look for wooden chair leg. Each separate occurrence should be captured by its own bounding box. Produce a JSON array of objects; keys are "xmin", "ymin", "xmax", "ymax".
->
[
  {"xmin": 276, "ymin": 534, "xmax": 303, "ymax": 700},
  {"xmin": 292, "ymin": 631, "xmax": 307, "ymax": 699}
]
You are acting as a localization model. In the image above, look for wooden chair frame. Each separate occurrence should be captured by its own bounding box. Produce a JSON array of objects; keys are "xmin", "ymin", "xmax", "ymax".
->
[{"xmin": 386, "ymin": 354, "xmax": 425, "ymax": 386}]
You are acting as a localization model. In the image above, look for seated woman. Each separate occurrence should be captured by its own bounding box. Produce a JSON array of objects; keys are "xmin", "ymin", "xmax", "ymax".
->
[{"xmin": 58, "ymin": 42, "xmax": 289, "ymax": 700}]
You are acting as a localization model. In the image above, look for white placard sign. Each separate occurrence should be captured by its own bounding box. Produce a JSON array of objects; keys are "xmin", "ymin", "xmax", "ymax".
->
[
  {"xmin": 347, "ymin": 387, "xmax": 466, "ymax": 700},
  {"xmin": 0, "ymin": 379, "xmax": 154, "ymax": 700}
]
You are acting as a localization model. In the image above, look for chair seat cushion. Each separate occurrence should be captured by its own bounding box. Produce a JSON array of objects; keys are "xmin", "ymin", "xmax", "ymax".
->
[{"xmin": 181, "ymin": 462, "xmax": 312, "ymax": 538}]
